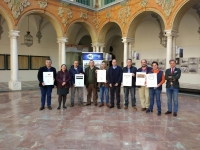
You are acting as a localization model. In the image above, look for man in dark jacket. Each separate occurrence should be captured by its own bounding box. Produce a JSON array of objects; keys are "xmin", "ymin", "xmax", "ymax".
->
[
  {"xmin": 84, "ymin": 60, "xmax": 99, "ymax": 106},
  {"xmin": 123, "ymin": 59, "xmax": 137, "ymax": 110},
  {"xmin": 37, "ymin": 59, "xmax": 57, "ymax": 110},
  {"xmin": 69, "ymin": 61, "xmax": 84, "ymax": 107},
  {"xmin": 108, "ymin": 59, "xmax": 122, "ymax": 109},
  {"xmin": 137, "ymin": 59, "xmax": 152, "ymax": 111},
  {"xmin": 165, "ymin": 59, "xmax": 181, "ymax": 117}
]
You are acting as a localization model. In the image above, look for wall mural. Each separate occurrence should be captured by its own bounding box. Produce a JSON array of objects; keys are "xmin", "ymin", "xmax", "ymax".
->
[
  {"xmin": 4, "ymin": 0, "xmax": 31, "ymax": 19},
  {"xmin": 156, "ymin": 0, "xmax": 175, "ymax": 17}
]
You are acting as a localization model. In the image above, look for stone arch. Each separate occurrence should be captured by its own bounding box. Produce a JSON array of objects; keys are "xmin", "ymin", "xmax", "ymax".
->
[
  {"xmin": 66, "ymin": 20, "xmax": 97, "ymax": 43},
  {"xmin": 171, "ymin": 0, "xmax": 200, "ymax": 31},
  {"xmin": 17, "ymin": 10, "xmax": 64, "ymax": 38},
  {"xmin": 98, "ymin": 20, "xmax": 123, "ymax": 43},
  {"xmin": 126, "ymin": 8, "xmax": 167, "ymax": 38},
  {"xmin": 0, "ymin": 6, "xmax": 14, "ymax": 30}
]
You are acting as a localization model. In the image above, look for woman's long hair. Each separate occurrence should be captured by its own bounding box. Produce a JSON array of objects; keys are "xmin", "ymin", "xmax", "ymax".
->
[{"xmin": 60, "ymin": 64, "xmax": 68, "ymax": 72}]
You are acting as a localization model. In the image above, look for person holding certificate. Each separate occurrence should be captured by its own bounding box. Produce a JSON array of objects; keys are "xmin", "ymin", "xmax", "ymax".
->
[
  {"xmin": 37, "ymin": 59, "xmax": 57, "ymax": 111},
  {"xmin": 146, "ymin": 62, "xmax": 165, "ymax": 115},
  {"xmin": 84, "ymin": 60, "xmax": 99, "ymax": 106},
  {"xmin": 137, "ymin": 59, "xmax": 152, "ymax": 111},
  {"xmin": 108, "ymin": 59, "xmax": 122, "ymax": 109},
  {"xmin": 56, "ymin": 64, "xmax": 71, "ymax": 110},
  {"xmin": 97, "ymin": 61, "xmax": 109, "ymax": 107},
  {"xmin": 69, "ymin": 61, "xmax": 84, "ymax": 107},
  {"xmin": 165, "ymin": 60, "xmax": 181, "ymax": 117},
  {"xmin": 123, "ymin": 59, "xmax": 137, "ymax": 110}
]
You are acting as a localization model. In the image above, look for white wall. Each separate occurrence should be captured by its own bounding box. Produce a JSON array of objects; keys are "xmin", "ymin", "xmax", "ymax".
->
[{"xmin": 0, "ymin": 15, "xmax": 58, "ymax": 82}]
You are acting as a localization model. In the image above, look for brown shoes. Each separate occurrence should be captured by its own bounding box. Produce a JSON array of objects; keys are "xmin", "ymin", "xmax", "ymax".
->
[
  {"xmin": 124, "ymin": 106, "xmax": 128, "ymax": 110},
  {"xmin": 99, "ymin": 103, "xmax": 104, "ymax": 107},
  {"xmin": 133, "ymin": 106, "xmax": 137, "ymax": 111},
  {"xmin": 106, "ymin": 103, "xmax": 110, "ymax": 107},
  {"xmin": 141, "ymin": 108, "xmax": 146, "ymax": 111}
]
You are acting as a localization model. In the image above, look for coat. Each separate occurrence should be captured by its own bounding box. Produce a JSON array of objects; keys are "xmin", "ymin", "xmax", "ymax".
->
[
  {"xmin": 37, "ymin": 66, "xmax": 57, "ymax": 87},
  {"xmin": 84, "ymin": 66, "xmax": 99, "ymax": 88},
  {"xmin": 165, "ymin": 68, "xmax": 181, "ymax": 89},
  {"xmin": 56, "ymin": 70, "xmax": 71, "ymax": 89},
  {"xmin": 107, "ymin": 66, "xmax": 122, "ymax": 86}
]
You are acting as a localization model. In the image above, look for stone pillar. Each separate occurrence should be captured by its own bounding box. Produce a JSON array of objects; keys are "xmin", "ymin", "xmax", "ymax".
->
[
  {"xmin": 165, "ymin": 30, "xmax": 178, "ymax": 69},
  {"xmin": 172, "ymin": 36, "xmax": 178, "ymax": 60},
  {"xmin": 96, "ymin": 45, "xmax": 100, "ymax": 52},
  {"xmin": 57, "ymin": 37, "xmax": 67, "ymax": 67},
  {"xmin": 92, "ymin": 42, "xmax": 105, "ymax": 52},
  {"xmin": 100, "ymin": 46, "xmax": 104, "ymax": 52},
  {"xmin": 122, "ymin": 37, "xmax": 134, "ymax": 67},
  {"xmin": 8, "ymin": 30, "xmax": 21, "ymax": 90}
]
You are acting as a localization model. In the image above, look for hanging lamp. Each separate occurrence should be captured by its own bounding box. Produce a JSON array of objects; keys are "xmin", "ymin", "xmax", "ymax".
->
[{"xmin": 24, "ymin": 15, "xmax": 33, "ymax": 47}]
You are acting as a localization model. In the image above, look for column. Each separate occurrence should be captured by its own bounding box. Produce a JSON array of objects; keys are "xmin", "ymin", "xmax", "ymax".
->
[
  {"xmin": 100, "ymin": 46, "xmax": 104, "ymax": 52},
  {"xmin": 96, "ymin": 45, "xmax": 100, "ymax": 52},
  {"xmin": 57, "ymin": 37, "xmax": 67, "ymax": 67},
  {"xmin": 92, "ymin": 42, "xmax": 105, "ymax": 52},
  {"xmin": 172, "ymin": 36, "xmax": 178, "ymax": 60},
  {"xmin": 8, "ymin": 30, "xmax": 21, "ymax": 90},
  {"xmin": 165, "ymin": 30, "xmax": 178, "ymax": 69},
  {"xmin": 122, "ymin": 37, "xmax": 134, "ymax": 67}
]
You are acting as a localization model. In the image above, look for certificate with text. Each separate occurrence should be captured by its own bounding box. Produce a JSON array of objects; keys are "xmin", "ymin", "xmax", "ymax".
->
[
  {"xmin": 75, "ymin": 74, "xmax": 84, "ymax": 87},
  {"xmin": 146, "ymin": 73, "xmax": 157, "ymax": 87},
  {"xmin": 123, "ymin": 73, "xmax": 132, "ymax": 86},
  {"xmin": 43, "ymin": 72, "xmax": 54, "ymax": 85},
  {"xmin": 97, "ymin": 70, "xmax": 106, "ymax": 82},
  {"xmin": 136, "ymin": 72, "xmax": 146, "ymax": 86}
]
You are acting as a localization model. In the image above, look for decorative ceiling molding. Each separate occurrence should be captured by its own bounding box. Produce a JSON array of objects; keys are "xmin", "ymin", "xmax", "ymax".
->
[
  {"xmin": 58, "ymin": 3, "xmax": 72, "ymax": 27},
  {"xmin": 4, "ymin": 0, "xmax": 31, "ymax": 19},
  {"xmin": 38, "ymin": 0, "xmax": 48, "ymax": 9},
  {"xmin": 93, "ymin": 12, "xmax": 101, "ymax": 29},
  {"xmin": 118, "ymin": 3, "xmax": 131, "ymax": 26},
  {"xmin": 80, "ymin": 9, "xmax": 88, "ymax": 20},
  {"xmin": 156, "ymin": 0, "xmax": 175, "ymax": 17},
  {"xmin": 140, "ymin": 0, "xmax": 148, "ymax": 7}
]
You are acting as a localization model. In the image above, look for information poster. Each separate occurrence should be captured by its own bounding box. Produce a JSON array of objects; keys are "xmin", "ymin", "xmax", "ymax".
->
[
  {"xmin": 136, "ymin": 72, "xmax": 146, "ymax": 86},
  {"xmin": 146, "ymin": 73, "xmax": 157, "ymax": 87},
  {"xmin": 75, "ymin": 74, "xmax": 84, "ymax": 87},
  {"xmin": 97, "ymin": 70, "xmax": 106, "ymax": 82},
  {"xmin": 43, "ymin": 72, "xmax": 54, "ymax": 85},
  {"xmin": 123, "ymin": 73, "xmax": 132, "ymax": 86}
]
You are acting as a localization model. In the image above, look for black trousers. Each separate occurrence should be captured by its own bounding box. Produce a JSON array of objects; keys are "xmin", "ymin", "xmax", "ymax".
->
[{"xmin": 110, "ymin": 86, "xmax": 120, "ymax": 107}]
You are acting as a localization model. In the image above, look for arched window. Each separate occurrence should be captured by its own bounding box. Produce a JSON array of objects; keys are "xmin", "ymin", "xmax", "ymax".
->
[
  {"xmin": 104, "ymin": 0, "xmax": 115, "ymax": 5},
  {"xmin": 76, "ymin": 0, "xmax": 90, "ymax": 6}
]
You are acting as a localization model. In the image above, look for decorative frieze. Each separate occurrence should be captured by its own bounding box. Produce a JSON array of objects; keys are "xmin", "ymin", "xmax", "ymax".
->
[
  {"xmin": 105, "ymin": 8, "xmax": 112, "ymax": 19},
  {"xmin": 80, "ymin": 9, "xmax": 88, "ymax": 20},
  {"xmin": 4, "ymin": 0, "xmax": 31, "ymax": 19},
  {"xmin": 140, "ymin": 0, "xmax": 148, "ymax": 7},
  {"xmin": 118, "ymin": 3, "xmax": 130, "ymax": 26},
  {"xmin": 93, "ymin": 12, "xmax": 101, "ymax": 29},
  {"xmin": 58, "ymin": 3, "xmax": 72, "ymax": 27},
  {"xmin": 38, "ymin": 0, "xmax": 48, "ymax": 9},
  {"xmin": 156, "ymin": 0, "xmax": 175, "ymax": 17}
]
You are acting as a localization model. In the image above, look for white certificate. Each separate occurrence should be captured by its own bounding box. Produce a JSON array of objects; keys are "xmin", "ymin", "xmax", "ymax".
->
[
  {"xmin": 146, "ymin": 73, "xmax": 157, "ymax": 87},
  {"xmin": 75, "ymin": 74, "xmax": 84, "ymax": 87},
  {"xmin": 123, "ymin": 73, "xmax": 132, "ymax": 86},
  {"xmin": 43, "ymin": 72, "xmax": 54, "ymax": 85},
  {"xmin": 97, "ymin": 70, "xmax": 106, "ymax": 82},
  {"xmin": 136, "ymin": 72, "xmax": 146, "ymax": 86}
]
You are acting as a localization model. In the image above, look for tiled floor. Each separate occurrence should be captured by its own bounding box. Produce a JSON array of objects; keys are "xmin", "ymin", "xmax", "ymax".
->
[{"xmin": 0, "ymin": 89, "xmax": 200, "ymax": 150}]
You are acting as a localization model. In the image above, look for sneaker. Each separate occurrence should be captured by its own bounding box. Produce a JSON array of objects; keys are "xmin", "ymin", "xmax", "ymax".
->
[{"xmin": 47, "ymin": 106, "xmax": 52, "ymax": 110}]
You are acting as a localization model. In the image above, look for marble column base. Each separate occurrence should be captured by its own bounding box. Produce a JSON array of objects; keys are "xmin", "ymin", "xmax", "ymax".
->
[{"xmin": 8, "ymin": 81, "xmax": 21, "ymax": 90}]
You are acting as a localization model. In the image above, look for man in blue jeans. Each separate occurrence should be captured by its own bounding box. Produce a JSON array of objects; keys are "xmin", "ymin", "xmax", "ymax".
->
[
  {"xmin": 37, "ymin": 59, "xmax": 57, "ymax": 111},
  {"xmin": 165, "ymin": 59, "xmax": 181, "ymax": 117},
  {"xmin": 123, "ymin": 59, "xmax": 137, "ymax": 111}
]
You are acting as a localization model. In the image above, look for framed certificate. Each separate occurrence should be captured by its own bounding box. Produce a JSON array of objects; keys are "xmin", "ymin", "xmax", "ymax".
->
[
  {"xmin": 136, "ymin": 72, "xmax": 146, "ymax": 86},
  {"xmin": 146, "ymin": 73, "xmax": 157, "ymax": 87},
  {"xmin": 123, "ymin": 73, "xmax": 132, "ymax": 86},
  {"xmin": 75, "ymin": 74, "xmax": 84, "ymax": 87},
  {"xmin": 43, "ymin": 72, "xmax": 54, "ymax": 85},
  {"xmin": 97, "ymin": 70, "xmax": 106, "ymax": 82}
]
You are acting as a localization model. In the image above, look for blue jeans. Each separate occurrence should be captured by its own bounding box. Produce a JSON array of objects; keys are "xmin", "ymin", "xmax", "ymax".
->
[
  {"xmin": 124, "ymin": 87, "xmax": 136, "ymax": 107},
  {"xmin": 166, "ymin": 86, "xmax": 179, "ymax": 113},
  {"xmin": 149, "ymin": 88, "xmax": 161, "ymax": 112},
  {"xmin": 71, "ymin": 86, "xmax": 82, "ymax": 104},
  {"xmin": 100, "ymin": 85, "xmax": 109, "ymax": 103},
  {"xmin": 40, "ymin": 86, "xmax": 53, "ymax": 107}
]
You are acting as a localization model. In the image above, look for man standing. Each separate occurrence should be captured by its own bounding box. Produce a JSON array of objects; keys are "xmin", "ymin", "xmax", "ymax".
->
[
  {"xmin": 69, "ymin": 61, "xmax": 84, "ymax": 107},
  {"xmin": 108, "ymin": 59, "xmax": 122, "ymax": 109},
  {"xmin": 123, "ymin": 59, "xmax": 137, "ymax": 110},
  {"xmin": 137, "ymin": 59, "xmax": 152, "ymax": 111},
  {"xmin": 84, "ymin": 60, "xmax": 98, "ymax": 106},
  {"xmin": 37, "ymin": 59, "xmax": 57, "ymax": 110},
  {"xmin": 165, "ymin": 60, "xmax": 181, "ymax": 117}
]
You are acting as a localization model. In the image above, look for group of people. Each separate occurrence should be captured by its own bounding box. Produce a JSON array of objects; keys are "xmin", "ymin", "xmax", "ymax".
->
[{"xmin": 37, "ymin": 58, "xmax": 181, "ymax": 117}]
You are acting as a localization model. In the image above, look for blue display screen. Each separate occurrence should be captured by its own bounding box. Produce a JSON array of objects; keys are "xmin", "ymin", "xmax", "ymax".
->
[{"xmin": 82, "ymin": 52, "xmax": 103, "ymax": 60}]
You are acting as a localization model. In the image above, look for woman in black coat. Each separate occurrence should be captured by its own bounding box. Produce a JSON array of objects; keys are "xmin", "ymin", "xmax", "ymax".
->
[{"xmin": 56, "ymin": 64, "xmax": 71, "ymax": 109}]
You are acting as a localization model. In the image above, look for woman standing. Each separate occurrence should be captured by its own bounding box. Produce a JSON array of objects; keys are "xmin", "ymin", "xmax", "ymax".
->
[
  {"xmin": 146, "ymin": 62, "xmax": 165, "ymax": 115},
  {"xmin": 56, "ymin": 64, "xmax": 71, "ymax": 109},
  {"xmin": 98, "ymin": 61, "xmax": 109, "ymax": 107}
]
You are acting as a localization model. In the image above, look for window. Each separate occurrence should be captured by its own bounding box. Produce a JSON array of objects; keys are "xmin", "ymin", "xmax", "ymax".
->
[
  {"xmin": 104, "ymin": 0, "xmax": 115, "ymax": 5},
  {"xmin": 76, "ymin": 0, "xmax": 90, "ymax": 6}
]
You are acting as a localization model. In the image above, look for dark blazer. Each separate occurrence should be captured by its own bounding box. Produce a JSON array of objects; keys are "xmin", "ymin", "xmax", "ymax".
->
[
  {"xmin": 165, "ymin": 67, "xmax": 181, "ymax": 89},
  {"xmin": 56, "ymin": 70, "xmax": 71, "ymax": 89},
  {"xmin": 123, "ymin": 66, "xmax": 137, "ymax": 87},
  {"xmin": 37, "ymin": 66, "xmax": 57, "ymax": 87},
  {"xmin": 84, "ymin": 66, "xmax": 99, "ymax": 88},
  {"xmin": 107, "ymin": 66, "xmax": 122, "ymax": 86},
  {"xmin": 69, "ymin": 65, "xmax": 84, "ymax": 85}
]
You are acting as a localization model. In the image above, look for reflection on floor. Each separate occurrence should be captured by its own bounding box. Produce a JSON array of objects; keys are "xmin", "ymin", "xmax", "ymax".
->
[{"xmin": 0, "ymin": 89, "xmax": 200, "ymax": 149}]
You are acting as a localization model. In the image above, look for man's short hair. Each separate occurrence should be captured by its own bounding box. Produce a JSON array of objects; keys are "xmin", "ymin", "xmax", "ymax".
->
[
  {"xmin": 74, "ymin": 60, "xmax": 79, "ymax": 63},
  {"xmin": 169, "ymin": 59, "xmax": 176, "ymax": 63},
  {"xmin": 141, "ymin": 59, "xmax": 147, "ymax": 63},
  {"xmin": 112, "ymin": 59, "xmax": 117, "ymax": 62},
  {"xmin": 127, "ymin": 59, "xmax": 132, "ymax": 62},
  {"xmin": 89, "ymin": 60, "xmax": 94, "ymax": 63},
  {"xmin": 46, "ymin": 58, "xmax": 52, "ymax": 62},
  {"xmin": 102, "ymin": 61, "xmax": 106, "ymax": 64}
]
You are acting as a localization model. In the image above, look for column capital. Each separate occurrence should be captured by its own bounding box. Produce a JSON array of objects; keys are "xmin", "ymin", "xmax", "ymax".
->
[
  {"xmin": 164, "ymin": 30, "xmax": 178, "ymax": 37},
  {"xmin": 92, "ymin": 42, "xmax": 105, "ymax": 47},
  {"xmin": 122, "ymin": 37, "xmax": 134, "ymax": 43},
  {"xmin": 57, "ymin": 37, "xmax": 67, "ymax": 43},
  {"xmin": 9, "ymin": 30, "xmax": 20, "ymax": 38}
]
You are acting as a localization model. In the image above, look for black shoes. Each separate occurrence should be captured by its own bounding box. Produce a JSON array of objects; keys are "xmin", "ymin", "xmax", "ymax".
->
[
  {"xmin": 63, "ymin": 105, "xmax": 67, "ymax": 109},
  {"xmin": 39, "ymin": 106, "xmax": 45, "ymax": 111},
  {"xmin": 117, "ymin": 106, "xmax": 121, "ymax": 109},
  {"xmin": 173, "ymin": 112, "xmax": 177, "ymax": 117},
  {"xmin": 85, "ymin": 103, "xmax": 91, "ymax": 106},
  {"xmin": 165, "ymin": 111, "xmax": 172, "ymax": 114},
  {"xmin": 57, "ymin": 106, "xmax": 61, "ymax": 110},
  {"xmin": 70, "ymin": 103, "xmax": 74, "ymax": 107},
  {"xmin": 48, "ymin": 106, "xmax": 52, "ymax": 110},
  {"xmin": 109, "ymin": 105, "xmax": 114, "ymax": 108}
]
